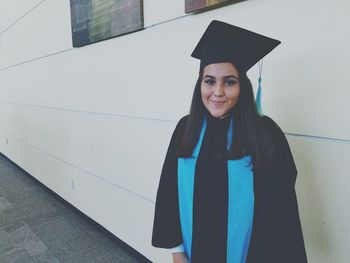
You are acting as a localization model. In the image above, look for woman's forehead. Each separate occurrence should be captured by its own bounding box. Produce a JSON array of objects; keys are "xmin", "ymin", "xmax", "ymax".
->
[{"xmin": 203, "ymin": 62, "xmax": 239, "ymax": 76}]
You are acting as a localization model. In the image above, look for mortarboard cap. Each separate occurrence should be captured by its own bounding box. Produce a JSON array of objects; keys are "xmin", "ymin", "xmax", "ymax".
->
[{"xmin": 191, "ymin": 20, "xmax": 281, "ymax": 72}]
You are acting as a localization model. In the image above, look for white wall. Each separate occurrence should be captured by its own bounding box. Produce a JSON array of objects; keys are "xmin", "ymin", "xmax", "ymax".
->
[{"xmin": 0, "ymin": 0, "xmax": 349, "ymax": 262}]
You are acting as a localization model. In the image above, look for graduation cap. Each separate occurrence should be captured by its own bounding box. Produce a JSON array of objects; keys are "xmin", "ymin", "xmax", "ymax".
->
[
  {"xmin": 191, "ymin": 20, "xmax": 281, "ymax": 72},
  {"xmin": 191, "ymin": 20, "xmax": 281, "ymax": 114}
]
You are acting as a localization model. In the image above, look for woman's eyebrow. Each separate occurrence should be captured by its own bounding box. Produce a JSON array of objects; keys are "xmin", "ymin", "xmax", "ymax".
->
[
  {"xmin": 223, "ymin": 75, "xmax": 239, "ymax": 80},
  {"xmin": 203, "ymin": 74, "xmax": 215, "ymax": 79},
  {"xmin": 203, "ymin": 74, "xmax": 239, "ymax": 80}
]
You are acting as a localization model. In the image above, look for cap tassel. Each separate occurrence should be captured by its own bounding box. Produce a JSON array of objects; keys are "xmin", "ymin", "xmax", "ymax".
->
[
  {"xmin": 256, "ymin": 77, "xmax": 263, "ymax": 115},
  {"xmin": 256, "ymin": 60, "xmax": 264, "ymax": 116}
]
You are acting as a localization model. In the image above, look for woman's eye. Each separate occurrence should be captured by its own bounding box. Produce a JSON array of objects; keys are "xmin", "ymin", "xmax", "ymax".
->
[
  {"xmin": 204, "ymin": 79, "xmax": 215, "ymax": 85},
  {"xmin": 226, "ymin": 79, "xmax": 237, "ymax": 86}
]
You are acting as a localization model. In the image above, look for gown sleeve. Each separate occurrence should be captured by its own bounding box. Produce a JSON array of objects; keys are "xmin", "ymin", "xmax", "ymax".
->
[
  {"xmin": 151, "ymin": 116, "xmax": 188, "ymax": 248},
  {"xmin": 262, "ymin": 116, "xmax": 308, "ymax": 263}
]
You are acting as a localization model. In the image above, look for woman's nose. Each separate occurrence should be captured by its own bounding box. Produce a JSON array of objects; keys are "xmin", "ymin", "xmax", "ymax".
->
[{"xmin": 214, "ymin": 84, "xmax": 224, "ymax": 97}]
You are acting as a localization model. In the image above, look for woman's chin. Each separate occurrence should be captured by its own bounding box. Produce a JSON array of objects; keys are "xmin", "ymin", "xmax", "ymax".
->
[{"xmin": 208, "ymin": 110, "xmax": 226, "ymax": 118}]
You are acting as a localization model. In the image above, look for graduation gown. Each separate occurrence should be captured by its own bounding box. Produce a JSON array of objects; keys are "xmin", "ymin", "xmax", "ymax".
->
[{"xmin": 152, "ymin": 114, "xmax": 308, "ymax": 263}]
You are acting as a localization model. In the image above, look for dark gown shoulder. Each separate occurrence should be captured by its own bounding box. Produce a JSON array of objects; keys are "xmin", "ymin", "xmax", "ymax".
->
[
  {"xmin": 178, "ymin": 115, "xmax": 189, "ymax": 126},
  {"xmin": 151, "ymin": 116, "xmax": 188, "ymax": 248},
  {"xmin": 261, "ymin": 115, "xmax": 289, "ymax": 146},
  {"xmin": 247, "ymin": 115, "xmax": 308, "ymax": 263},
  {"xmin": 260, "ymin": 115, "xmax": 298, "ymax": 185}
]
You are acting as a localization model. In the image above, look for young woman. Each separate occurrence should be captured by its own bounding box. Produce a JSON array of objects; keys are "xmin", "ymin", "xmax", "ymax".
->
[{"xmin": 152, "ymin": 20, "xmax": 307, "ymax": 263}]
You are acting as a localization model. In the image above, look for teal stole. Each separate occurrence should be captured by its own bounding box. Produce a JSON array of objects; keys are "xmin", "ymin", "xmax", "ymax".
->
[{"xmin": 178, "ymin": 116, "xmax": 254, "ymax": 263}]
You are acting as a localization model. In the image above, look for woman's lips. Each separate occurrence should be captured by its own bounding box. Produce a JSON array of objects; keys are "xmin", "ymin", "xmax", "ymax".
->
[{"xmin": 210, "ymin": 100, "xmax": 226, "ymax": 107}]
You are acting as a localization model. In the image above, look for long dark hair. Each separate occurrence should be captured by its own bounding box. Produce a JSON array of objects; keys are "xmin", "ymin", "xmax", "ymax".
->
[{"xmin": 175, "ymin": 69, "xmax": 275, "ymax": 171}]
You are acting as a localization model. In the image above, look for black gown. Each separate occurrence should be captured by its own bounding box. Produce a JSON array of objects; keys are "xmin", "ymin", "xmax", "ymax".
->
[{"xmin": 152, "ymin": 114, "xmax": 308, "ymax": 263}]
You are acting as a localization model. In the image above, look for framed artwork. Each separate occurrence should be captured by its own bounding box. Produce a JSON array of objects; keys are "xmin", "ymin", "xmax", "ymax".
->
[
  {"xmin": 185, "ymin": 0, "xmax": 240, "ymax": 13},
  {"xmin": 70, "ymin": 0, "xmax": 143, "ymax": 47}
]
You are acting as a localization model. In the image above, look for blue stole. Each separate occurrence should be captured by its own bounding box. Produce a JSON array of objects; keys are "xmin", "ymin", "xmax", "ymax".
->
[{"xmin": 178, "ymin": 116, "xmax": 254, "ymax": 263}]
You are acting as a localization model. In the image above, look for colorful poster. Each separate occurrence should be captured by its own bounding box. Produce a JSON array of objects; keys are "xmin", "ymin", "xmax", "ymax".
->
[
  {"xmin": 185, "ymin": 0, "xmax": 237, "ymax": 13},
  {"xmin": 70, "ymin": 0, "xmax": 143, "ymax": 47}
]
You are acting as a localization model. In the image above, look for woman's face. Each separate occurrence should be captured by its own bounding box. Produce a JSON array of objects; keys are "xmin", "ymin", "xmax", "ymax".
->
[{"xmin": 201, "ymin": 62, "xmax": 240, "ymax": 118}]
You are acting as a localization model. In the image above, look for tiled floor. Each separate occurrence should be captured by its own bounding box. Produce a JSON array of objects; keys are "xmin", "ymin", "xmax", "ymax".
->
[{"xmin": 0, "ymin": 154, "xmax": 148, "ymax": 263}]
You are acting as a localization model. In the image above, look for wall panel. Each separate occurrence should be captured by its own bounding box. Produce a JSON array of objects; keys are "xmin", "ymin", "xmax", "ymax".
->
[
  {"xmin": 0, "ymin": 0, "xmax": 43, "ymax": 32},
  {"xmin": 0, "ymin": 103, "xmax": 176, "ymax": 202},
  {"xmin": 289, "ymin": 135, "xmax": 350, "ymax": 263},
  {"xmin": 143, "ymin": 0, "xmax": 185, "ymax": 27},
  {"xmin": 0, "ymin": 0, "xmax": 72, "ymax": 69}
]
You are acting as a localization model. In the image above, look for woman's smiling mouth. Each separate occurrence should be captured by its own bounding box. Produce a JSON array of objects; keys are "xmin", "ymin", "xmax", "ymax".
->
[{"xmin": 210, "ymin": 100, "xmax": 226, "ymax": 106}]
